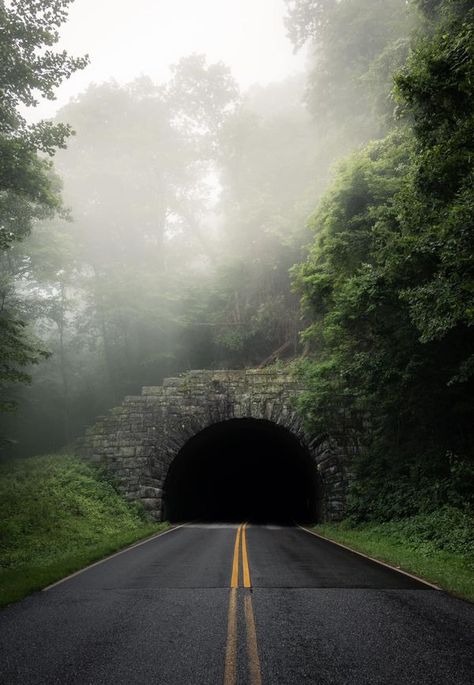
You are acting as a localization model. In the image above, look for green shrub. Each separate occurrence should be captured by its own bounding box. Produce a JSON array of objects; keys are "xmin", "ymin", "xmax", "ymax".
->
[{"xmin": 0, "ymin": 454, "xmax": 164, "ymax": 605}]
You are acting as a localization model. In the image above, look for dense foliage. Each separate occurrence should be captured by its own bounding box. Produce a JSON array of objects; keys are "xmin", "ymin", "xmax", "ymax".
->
[
  {"xmin": 295, "ymin": 0, "xmax": 474, "ymax": 520},
  {"xmin": 0, "ymin": 0, "xmax": 87, "ymax": 416},
  {"xmin": 0, "ymin": 453, "xmax": 160, "ymax": 605},
  {"xmin": 286, "ymin": 0, "xmax": 413, "ymax": 136}
]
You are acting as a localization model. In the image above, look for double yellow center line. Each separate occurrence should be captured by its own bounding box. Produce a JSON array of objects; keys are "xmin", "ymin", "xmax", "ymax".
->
[
  {"xmin": 231, "ymin": 522, "xmax": 251, "ymax": 589},
  {"xmin": 224, "ymin": 523, "xmax": 262, "ymax": 685}
]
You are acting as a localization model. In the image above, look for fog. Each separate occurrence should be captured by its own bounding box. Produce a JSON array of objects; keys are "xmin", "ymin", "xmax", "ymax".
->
[
  {"xmin": 1, "ymin": 0, "xmax": 414, "ymax": 455},
  {"xmin": 27, "ymin": 0, "xmax": 306, "ymax": 121}
]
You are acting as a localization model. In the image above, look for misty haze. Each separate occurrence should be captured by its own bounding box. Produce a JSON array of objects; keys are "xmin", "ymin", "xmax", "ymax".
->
[{"xmin": 1, "ymin": 1, "xmax": 473, "ymax": 684}]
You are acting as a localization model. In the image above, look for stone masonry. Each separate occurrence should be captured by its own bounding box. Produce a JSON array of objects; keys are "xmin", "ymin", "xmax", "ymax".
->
[{"xmin": 75, "ymin": 369, "xmax": 352, "ymax": 521}]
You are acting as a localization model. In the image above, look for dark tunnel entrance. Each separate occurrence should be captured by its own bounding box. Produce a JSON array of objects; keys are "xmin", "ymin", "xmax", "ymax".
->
[{"xmin": 162, "ymin": 418, "xmax": 319, "ymax": 524}]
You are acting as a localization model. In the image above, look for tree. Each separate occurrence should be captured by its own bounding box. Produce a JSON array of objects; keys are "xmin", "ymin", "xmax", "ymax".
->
[
  {"xmin": 393, "ymin": 1, "xmax": 474, "ymax": 361},
  {"xmin": 51, "ymin": 63, "xmax": 239, "ymax": 400},
  {"xmin": 0, "ymin": 0, "xmax": 87, "ymax": 422},
  {"xmin": 285, "ymin": 0, "xmax": 413, "ymax": 137},
  {"xmin": 293, "ymin": 0, "xmax": 474, "ymax": 519},
  {"xmin": 284, "ymin": 0, "xmax": 336, "ymax": 51},
  {"xmin": 0, "ymin": 0, "xmax": 88, "ymax": 247},
  {"xmin": 166, "ymin": 54, "xmax": 239, "ymax": 156},
  {"xmin": 189, "ymin": 77, "xmax": 318, "ymax": 368},
  {"xmin": 2, "ymin": 58, "xmax": 241, "ymax": 454}
]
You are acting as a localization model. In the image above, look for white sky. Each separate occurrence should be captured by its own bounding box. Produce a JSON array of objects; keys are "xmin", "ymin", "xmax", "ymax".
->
[{"xmin": 30, "ymin": 0, "xmax": 306, "ymax": 120}]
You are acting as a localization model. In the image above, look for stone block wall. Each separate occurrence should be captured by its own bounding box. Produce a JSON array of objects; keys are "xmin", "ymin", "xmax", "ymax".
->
[{"xmin": 75, "ymin": 369, "xmax": 353, "ymax": 521}]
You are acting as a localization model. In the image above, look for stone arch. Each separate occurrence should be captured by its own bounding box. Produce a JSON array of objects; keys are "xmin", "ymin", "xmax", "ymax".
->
[{"xmin": 76, "ymin": 370, "xmax": 350, "ymax": 522}]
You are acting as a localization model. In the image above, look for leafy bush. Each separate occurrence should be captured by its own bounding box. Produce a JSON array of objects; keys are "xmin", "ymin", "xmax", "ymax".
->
[
  {"xmin": 387, "ymin": 507, "xmax": 474, "ymax": 556},
  {"xmin": 0, "ymin": 454, "xmax": 162, "ymax": 605},
  {"xmin": 347, "ymin": 459, "xmax": 474, "ymax": 522}
]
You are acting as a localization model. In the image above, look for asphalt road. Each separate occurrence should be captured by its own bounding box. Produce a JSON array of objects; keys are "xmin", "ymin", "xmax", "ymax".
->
[{"xmin": 0, "ymin": 523, "xmax": 473, "ymax": 684}]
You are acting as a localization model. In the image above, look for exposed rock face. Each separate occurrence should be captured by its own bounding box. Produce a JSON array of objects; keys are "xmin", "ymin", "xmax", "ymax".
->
[{"xmin": 75, "ymin": 369, "xmax": 352, "ymax": 521}]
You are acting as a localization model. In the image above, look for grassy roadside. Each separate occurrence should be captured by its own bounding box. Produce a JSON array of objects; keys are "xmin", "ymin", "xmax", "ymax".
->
[
  {"xmin": 313, "ymin": 512, "xmax": 474, "ymax": 602},
  {"xmin": 0, "ymin": 454, "xmax": 167, "ymax": 607}
]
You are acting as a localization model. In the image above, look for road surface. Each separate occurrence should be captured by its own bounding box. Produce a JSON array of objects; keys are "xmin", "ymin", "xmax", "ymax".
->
[{"xmin": 0, "ymin": 523, "xmax": 473, "ymax": 684}]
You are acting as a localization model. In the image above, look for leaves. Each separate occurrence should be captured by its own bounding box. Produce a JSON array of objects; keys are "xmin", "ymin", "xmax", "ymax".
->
[
  {"xmin": 294, "ymin": 2, "xmax": 474, "ymax": 519},
  {"xmin": 0, "ymin": 0, "xmax": 86, "ymax": 421}
]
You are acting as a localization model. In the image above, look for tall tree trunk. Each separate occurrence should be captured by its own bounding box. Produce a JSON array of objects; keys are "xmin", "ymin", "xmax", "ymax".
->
[
  {"xmin": 57, "ymin": 281, "xmax": 71, "ymax": 443},
  {"xmin": 91, "ymin": 265, "xmax": 118, "ymax": 400}
]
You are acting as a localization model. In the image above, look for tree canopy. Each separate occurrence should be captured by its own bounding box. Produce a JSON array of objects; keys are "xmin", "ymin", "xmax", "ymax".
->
[
  {"xmin": 0, "ymin": 0, "xmax": 87, "ymax": 418},
  {"xmin": 294, "ymin": 0, "xmax": 474, "ymax": 519}
]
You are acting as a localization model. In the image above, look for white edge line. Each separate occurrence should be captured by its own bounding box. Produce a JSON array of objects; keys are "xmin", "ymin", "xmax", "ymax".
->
[
  {"xmin": 43, "ymin": 523, "xmax": 187, "ymax": 591},
  {"xmin": 297, "ymin": 524, "xmax": 441, "ymax": 590}
]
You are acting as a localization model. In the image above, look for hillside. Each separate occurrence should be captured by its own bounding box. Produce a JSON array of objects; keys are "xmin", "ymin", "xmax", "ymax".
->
[{"xmin": 0, "ymin": 454, "xmax": 164, "ymax": 606}]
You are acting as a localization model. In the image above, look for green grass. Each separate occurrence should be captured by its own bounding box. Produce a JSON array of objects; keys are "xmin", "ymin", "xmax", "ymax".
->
[
  {"xmin": 314, "ymin": 509, "xmax": 474, "ymax": 602},
  {"xmin": 0, "ymin": 454, "xmax": 167, "ymax": 607}
]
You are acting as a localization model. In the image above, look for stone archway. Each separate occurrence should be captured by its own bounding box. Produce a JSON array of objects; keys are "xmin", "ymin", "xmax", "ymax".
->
[{"xmin": 76, "ymin": 369, "xmax": 351, "ymax": 521}]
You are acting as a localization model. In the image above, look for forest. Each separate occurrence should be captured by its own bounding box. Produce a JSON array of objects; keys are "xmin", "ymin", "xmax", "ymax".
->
[{"xmin": 1, "ymin": 0, "xmax": 473, "ymax": 527}]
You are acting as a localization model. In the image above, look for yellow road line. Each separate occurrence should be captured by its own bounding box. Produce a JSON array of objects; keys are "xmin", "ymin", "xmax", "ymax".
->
[
  {"xmin": 223, "ymin": 588, "xmax": 238, "ymax": 685},
  {"xmin": 230, "ymin": 524, "xmax": 242, "ymax": 588},
  {"xmin": 242, "ymin": 523, "xmax": 252, "ymax": 588},
  {"xmin": 225, "ymin": 523, "xmax": 262, "ymax": 685},
  {"xmin": 244, "ymin": 593, "xmax": 262, "ymax": 685}
]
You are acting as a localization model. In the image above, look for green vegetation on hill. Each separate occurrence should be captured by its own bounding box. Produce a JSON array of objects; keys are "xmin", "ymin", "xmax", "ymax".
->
[
  {"xmin": 294, "ymin": 2, "xmax": 474, "ymax": 599},
  {"xmin": 294, "ymin": 0, "xmax": 474, "ymax": 520},
  {"xmin": 314, "ymin": 507, "xmax": 474, "ymax": 602},
  {"xmin": 0, "ymin": 454, "xmax": 164, "ymax": 607}
]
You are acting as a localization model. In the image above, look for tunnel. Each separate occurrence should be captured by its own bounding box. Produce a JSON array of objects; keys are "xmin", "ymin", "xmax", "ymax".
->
[{"xmin": 162, "ymin": 418, "xmax": 319, "ymax": 524}]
